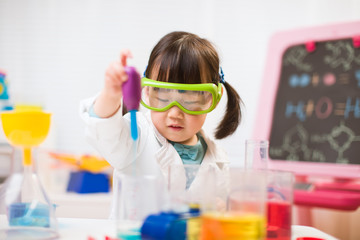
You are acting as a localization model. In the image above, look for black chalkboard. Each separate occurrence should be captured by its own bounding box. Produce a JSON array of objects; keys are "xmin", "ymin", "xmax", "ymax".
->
[{"xmin": 269, "ymin": 38, "xmax": 360, "ymax": 165}]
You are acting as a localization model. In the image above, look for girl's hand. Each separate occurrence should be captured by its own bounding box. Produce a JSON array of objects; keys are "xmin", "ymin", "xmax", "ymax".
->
[
  {"xmin": 104, "ymin": 49, "xmax": 133, "ymax": 98},
  {"xmin": 93, "ymin": 50, "xmax": 133, "ymax": 118}
]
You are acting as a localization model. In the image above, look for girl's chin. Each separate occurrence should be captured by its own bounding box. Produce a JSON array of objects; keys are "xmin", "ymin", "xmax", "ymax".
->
[
  {"xmin": 167, "ymin": 136, "xmax": 188, "ymax": 144},
  {"xmin": 170, "ymin": 137, "xmax": 196, "ymax": 145}
]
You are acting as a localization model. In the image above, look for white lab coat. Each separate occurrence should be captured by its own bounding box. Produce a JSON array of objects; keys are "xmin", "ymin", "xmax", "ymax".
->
[{"xmin": 79, "ymin": 96, "xmax": 230, "ymax": 216}]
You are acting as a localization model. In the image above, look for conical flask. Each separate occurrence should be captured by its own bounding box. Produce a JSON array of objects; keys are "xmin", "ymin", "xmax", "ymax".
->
[{"xmin": 0, "ymin": 110, "xmax": 58, "ymax": 240}]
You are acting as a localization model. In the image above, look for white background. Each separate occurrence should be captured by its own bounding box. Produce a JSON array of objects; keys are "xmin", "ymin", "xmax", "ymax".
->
[{"xmin": 0, "ymin": 0, "xmax": 359, "ymax": 167}]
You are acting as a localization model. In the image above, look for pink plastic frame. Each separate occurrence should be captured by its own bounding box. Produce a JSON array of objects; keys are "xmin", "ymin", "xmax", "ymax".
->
[{"xmin": 253, "ymin": 20, "xmax": 360, "ymax": 179}]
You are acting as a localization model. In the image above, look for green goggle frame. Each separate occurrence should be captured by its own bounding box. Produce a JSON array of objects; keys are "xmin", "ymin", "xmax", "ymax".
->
[{"xmin": 140, "ymin": 77, "xmax": 223, "ymax": 115}]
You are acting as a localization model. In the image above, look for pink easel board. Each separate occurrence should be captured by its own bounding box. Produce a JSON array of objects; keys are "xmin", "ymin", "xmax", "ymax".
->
[{"xmin": 254, "ymin": 20, "xmax": 360, "ymax": 180}]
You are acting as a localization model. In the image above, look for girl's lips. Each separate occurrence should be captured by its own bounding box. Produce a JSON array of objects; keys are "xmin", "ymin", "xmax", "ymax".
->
[{"xmin": 168, "ymin": 125, "xmax": 183, "ymax": 131}]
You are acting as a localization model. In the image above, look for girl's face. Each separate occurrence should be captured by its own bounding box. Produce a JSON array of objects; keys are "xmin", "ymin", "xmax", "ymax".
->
[
  {"xmin": 148, "ymin": 69, "xmax": 208, "ymax": 145},
  {"xmin": 151, "ymin": 106, "xmax": 207, "ymax": 145}
]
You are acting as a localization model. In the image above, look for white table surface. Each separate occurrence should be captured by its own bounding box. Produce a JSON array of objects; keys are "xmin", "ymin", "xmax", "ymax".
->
[{"xmin": 0, "ymin": 215, "xmax": 338, "ymax": 240}]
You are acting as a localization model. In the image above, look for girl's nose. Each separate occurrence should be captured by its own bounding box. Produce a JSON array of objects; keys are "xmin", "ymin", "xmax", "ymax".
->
[{"xmin": 167, "ymin": 106, "xmax": 184, "ymax": 119}]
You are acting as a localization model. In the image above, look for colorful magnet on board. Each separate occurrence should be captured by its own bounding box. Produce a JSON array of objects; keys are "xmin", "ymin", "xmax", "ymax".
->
[
  {"xmin": 305, "ymin": 41, "xmax": 316, "ymax": 52},
  {"xmin": 353, "ymin": 35, "xmax": 360, "ymax": 48}
]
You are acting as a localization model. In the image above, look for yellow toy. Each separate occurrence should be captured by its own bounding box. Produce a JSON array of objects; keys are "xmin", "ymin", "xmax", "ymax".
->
[{"xmin": 49, "ymin": 152, "xmax": 111, "ymax": 173}]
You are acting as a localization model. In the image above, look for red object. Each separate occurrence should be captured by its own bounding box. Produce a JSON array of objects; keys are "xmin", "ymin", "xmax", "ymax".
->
[
  {"xmin": 294, "ymin": 189, "xmax": 360, "ymax": 210},
  {"xmin": 296, "ymin": 238, "xmax": 325, "ymax": 240},
  {"xmin": 267, "ymin": 201, "xmax": 291, "ymax": 240},
  {"xmin": 305, "ymin": 41, "xmax": 316, "ymax": 52},
  {"xmin": 105, "ymin": 236, "xmax": 121, "ymax": 240},
  {"xmin": 315, "ymin": 180, "xmax": 360, "ymax": 192},
  {"xmin": 353, "ymin": 35, "xmax": 360, "ymax": 47}
]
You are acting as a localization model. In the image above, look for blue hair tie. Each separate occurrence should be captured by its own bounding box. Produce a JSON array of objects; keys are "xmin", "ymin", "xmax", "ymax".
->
[
  {"xmin": 143, "ymin": 66, "xmax": 147, "ymax": 78},
  {"xmin": 219, "ymin": 67, "xmax": 225, "ymax": 84}
]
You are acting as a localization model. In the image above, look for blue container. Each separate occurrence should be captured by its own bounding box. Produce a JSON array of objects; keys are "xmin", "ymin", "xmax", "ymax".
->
[
  {"xmin": 66, "ymin": 171, "xmax": 109, "ymax": 193},
  {"xmin": 8, "ymin": 202, "xmax": 50, "ymax": 227},
  {"xmin": 141, "ymin": 209, "xmax": 200, "ymax": 240}
]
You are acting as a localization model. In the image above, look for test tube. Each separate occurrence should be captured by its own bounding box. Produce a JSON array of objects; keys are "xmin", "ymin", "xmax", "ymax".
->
[{"xmin": 245, "ymin": 139, "xmax": 269, "ymax": 170}]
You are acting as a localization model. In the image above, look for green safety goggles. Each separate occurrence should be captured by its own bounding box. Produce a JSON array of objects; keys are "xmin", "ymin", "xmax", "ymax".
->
[{"xmin": 140, "ymin": 78, "xmax": 223, "ymax": 115}]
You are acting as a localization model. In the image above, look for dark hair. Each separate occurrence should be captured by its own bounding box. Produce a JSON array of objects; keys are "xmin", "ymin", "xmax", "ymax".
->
[{"xmin": 145, "ymin": 31, "xmax": 243, "ymax": 139}]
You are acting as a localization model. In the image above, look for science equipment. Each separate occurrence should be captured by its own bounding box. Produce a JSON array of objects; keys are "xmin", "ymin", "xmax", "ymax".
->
[
  {"xmin": 115, "ymin": 65, "xmax": 147, "ymax": 239},
  {"xmin": 122, "ymin": 66, "xmax": 141, "ymax": 141},
  {"xmin": 166, "ymin": 164, "xmax": 219, "ymax": 240},
  {"xmin": 200, "ymin": 213, "xmax": 266, "ymax": 240},
  {"xmin": 115, "ymin": 174, "xmax": 164, "ymax": 240},
  {"xmin": 140, "ymin": 78, "xmax": 222, "ymax": 115},
  {"xmin": 140, "ymin": 206, "xmax": 200, "ymax": 240},
  {"xmin": 123, "ymin": 66, "xmax": 140, "ymax": 174},
  {"xmin": 267, "ymin": 170, "xmax": 294, "ymax": 240},
  {"xmin": 200, "ymin": 169, "xmax": 267, "ymax": 240},
  {"xmin": 245, "ymin": 139, "xmax": 269, "ymax": 170},
  {"xmin": 0, "ymin": 110, "xmax": 58, "ymax": 239},
  {"xmin": 167, "ymin": 164, "xmax": 218, "ymax": 213}
]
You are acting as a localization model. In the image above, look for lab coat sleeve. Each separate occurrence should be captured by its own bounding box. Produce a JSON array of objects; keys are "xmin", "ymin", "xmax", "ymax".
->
[{"xmin": 79, "ymin": 96, "xmax": 147, "ymax": 170}]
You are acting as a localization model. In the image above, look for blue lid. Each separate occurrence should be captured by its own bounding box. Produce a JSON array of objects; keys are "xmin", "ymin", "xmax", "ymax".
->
[{"xmin": 141, "ymin": 212, "xmax": 179, "ymax": 240}]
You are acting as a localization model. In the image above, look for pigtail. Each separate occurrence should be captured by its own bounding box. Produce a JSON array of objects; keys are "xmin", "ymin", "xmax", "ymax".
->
[{"xmin": 214, "ymin": 82, "xmax": 243, "ymax": 139}]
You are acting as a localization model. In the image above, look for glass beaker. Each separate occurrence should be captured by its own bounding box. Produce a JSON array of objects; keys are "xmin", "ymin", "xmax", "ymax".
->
[
  {"xmin": 266, "ymin": 170, "xmax": 294, "ymax": 240},
  {"xmin": 0, "ymin": 110, "xmax": 58, "ymax": 240},
  {"xmin": 114, "ymin": 173, "xmax": 166, "ymax": 240},
  {"xmin": 167, "ymin": 164, "xmax": 220, "ymax": 212},
  {"xmin": 200, "ymin": 169, "xmax": 267, "ymax": 240},
  {"xmin": 167, "ymin": 164, "xmax": 225, "ymax": 240},
  {"xmin": 245, "ymin": 139, "xmax": 269, "ymax": 170}
]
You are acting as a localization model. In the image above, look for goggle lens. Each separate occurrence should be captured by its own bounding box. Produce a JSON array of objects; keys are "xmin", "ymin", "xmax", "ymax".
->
[{"xmin": 141, "ymin": 86, "xmax": 214, "ymax": 113}]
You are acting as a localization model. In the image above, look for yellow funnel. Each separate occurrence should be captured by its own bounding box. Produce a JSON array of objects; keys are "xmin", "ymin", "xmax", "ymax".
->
[{"xmin": 1, "ymin": 110, "xmax": 51, "ymax": 165}]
